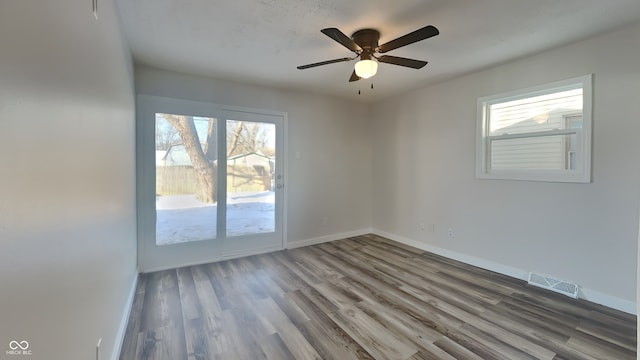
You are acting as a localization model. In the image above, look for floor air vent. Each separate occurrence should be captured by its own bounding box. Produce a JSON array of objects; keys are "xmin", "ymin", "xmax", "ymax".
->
[{"xmin": 527, "ymin": 272, "xmax": 579, "ymax": 299}]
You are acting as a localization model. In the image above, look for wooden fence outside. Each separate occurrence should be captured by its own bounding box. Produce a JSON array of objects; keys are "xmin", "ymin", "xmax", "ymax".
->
[{"xmin": 156, "ymin": 165, "xmax": 272, "ymax": 196}]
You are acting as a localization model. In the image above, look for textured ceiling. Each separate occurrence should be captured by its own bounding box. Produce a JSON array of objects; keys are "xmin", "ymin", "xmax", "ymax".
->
[{"xmin": 115, "ymin": 0, "xmax": 640, "ymax": 102}]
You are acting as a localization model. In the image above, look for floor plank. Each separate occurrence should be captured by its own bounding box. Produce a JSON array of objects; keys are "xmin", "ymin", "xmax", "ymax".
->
[{"xmin": 120, "ymin": 235, "xmax": 637, "ymax": 360}]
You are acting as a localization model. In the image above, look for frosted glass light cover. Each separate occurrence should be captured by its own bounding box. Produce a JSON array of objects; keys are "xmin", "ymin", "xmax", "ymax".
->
[{"xmin": 355, "ymin": 59, "xmax": 378, "ymax": 79}]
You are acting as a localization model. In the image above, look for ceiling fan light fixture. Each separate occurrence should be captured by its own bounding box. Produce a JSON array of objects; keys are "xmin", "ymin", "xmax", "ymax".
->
[
  {"xmin": 297, "ymin": 25, "xmax": 439, "ymax": 83},
  {"xmin": 354, "ymin": 59, "xmax": 378, "ymax": 79}
]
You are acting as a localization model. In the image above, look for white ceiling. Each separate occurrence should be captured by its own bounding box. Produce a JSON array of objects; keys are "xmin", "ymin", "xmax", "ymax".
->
[{"xmin": 115, "ymin": 0, "xmax": 640, "ymax": 102}]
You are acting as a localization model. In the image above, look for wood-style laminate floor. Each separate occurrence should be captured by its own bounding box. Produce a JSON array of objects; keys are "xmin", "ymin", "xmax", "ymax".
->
[{"xmin": 119, "ymin": 235, "xmax": 637, "ymax": 360}]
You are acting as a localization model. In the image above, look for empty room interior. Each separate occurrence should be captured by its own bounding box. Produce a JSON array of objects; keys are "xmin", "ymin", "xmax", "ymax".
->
[{"xmin": 2, "ymin": 0, "xmax": 640, "ymax": 359}]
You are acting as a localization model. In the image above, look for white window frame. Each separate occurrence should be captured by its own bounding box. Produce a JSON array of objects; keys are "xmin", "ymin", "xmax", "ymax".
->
[{"xmin": 476, "ymin": 74, "xmax": 592, "ymax": 183}]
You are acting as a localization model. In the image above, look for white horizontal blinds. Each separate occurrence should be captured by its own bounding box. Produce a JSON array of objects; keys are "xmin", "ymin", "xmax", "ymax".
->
[
  {"xmin": 487, "ymin": 87, "xmax": 583, "ymax": 171},
  {"xmin": 491, "ymin": 134, "xmax": 576, "ymax": 170}
]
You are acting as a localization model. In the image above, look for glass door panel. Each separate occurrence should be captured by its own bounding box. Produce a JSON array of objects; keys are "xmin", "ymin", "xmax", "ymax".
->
[
  {"xmin": 155, "ymin": 113, "xmax": 218, "ymax": 245},
  {"xmin": 225, "ymin": 120, "xmax": 276, "ymax": 237},
  {"xmin": 138, "ymin": 95, "xmax": 285, "ymax": 272}
]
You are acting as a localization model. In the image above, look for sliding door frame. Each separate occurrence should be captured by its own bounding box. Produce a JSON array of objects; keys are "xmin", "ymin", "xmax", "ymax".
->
[{"xmin": 136, "ymin": 95, "xmax": 288, "ymax": 272}]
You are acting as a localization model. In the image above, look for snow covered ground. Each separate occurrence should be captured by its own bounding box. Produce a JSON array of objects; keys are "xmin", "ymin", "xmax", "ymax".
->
[{"xmin": 156, "ymin": 191, "xmax": 275, "ymax": 245}]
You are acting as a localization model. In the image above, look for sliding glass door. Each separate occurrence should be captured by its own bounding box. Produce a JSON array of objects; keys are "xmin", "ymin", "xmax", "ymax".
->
[
  {"xmin": 137, "ymin": 96, "xmax": 285, "ymax": 271},
  {"xmin": 221, "ymin": 111, "xmax": 283, "ymax": 257}
]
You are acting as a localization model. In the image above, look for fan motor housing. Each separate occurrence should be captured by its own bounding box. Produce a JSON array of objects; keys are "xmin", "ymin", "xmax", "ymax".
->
[{"xmin": 351, "ymin": 29, "xmax": 380, "ymax": 52}]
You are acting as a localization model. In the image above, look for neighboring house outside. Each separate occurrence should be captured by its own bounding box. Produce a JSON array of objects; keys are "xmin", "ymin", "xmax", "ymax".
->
[
  {"xmin": 490, "ymin": 108, "xmax": 582, "ymax": 171},
  {"xmin": 159, "ymin": 143, "xmax": 208, "ymax": 167},
  {"xmin": 228, "ymin": 151, "xmax": 274, "ymax": 176},
  {"xmin": 156, "ymin": 150, "xmax": 168, "ymax": 166},
  {"xmin": 228, "ymin": 151, "xmax": 275, "ymax": 192}
]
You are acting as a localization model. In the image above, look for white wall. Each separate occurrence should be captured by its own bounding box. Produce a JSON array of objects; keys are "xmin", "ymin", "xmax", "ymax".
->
[
  {"xmin": 135, "ymin": 66, "xmax": 373, "ymax": 251},
  {"xmin": 0, "ymin": 1, "xmax": 137, "ymax": 360},
  {"xmin": 371, "ymin": 22, "xmax": 640, "ymax": 313}
]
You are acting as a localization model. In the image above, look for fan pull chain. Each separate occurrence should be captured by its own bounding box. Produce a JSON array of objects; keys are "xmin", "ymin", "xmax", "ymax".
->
[
  {"xmin": 358, "ymin": 83, "xmax": 374, "ymax": 95},
  {"xmin": 357, "ymin": 83, "xmax": 374, "ymax": 95}
]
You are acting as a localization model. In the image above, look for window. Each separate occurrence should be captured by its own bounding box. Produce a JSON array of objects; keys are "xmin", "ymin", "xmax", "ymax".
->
[{"xmin": 476, "ymin": 75, "xmax": 592, "ymax": 183}]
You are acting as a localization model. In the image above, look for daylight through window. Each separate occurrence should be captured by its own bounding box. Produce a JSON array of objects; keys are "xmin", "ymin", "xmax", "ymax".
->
[{"xmin": 476, "ymin": 75, "xmax": 592, "ymax": 183}]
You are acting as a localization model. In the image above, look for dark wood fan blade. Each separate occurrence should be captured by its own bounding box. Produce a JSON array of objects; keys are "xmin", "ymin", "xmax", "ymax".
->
[
  {"xmin": 297, "ymin": 57, "xmax": 353, "ymax": 70},
  {"xmin": 377, "ymin": 25, "xmax": 439, "ymax": 53},
  {"xmin": 349, "ymin": 70, "xmax": 360, "ymax": 82},
  {"xmin": 321, "ymin": 28, "xmax": 362, "ymax": 53},
  {"xmin": 378, "ymin": 55, "xmax": 428, "ymax": 69}
]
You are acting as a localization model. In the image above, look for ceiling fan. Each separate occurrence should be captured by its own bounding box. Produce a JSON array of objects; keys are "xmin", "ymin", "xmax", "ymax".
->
[{"xmin": 297, "ymin": 25, "xmax": 439, "ymax": 82}]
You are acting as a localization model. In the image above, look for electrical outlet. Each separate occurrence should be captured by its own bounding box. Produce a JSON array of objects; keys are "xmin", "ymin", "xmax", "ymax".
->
[
  {"xmin": 419, "ymin": 222, "xmax": 425, "ymax": 231},
  {"xmin": 447, "ymin": 228, "xmax": 454, "ymax": 238}
]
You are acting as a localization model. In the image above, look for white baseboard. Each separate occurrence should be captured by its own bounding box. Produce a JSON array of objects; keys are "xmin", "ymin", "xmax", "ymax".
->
[
  {"xmin": 372, "ymin": 229, "xmax": 637, "ymax": 315},
  {"xmin": 372, "ymin": 229, "xmax": 529, "ymax": 281},
  {"xmin": 111, "ymin": 272, "xmax": 139, "ymax": 360},
  {"xmin": 287, "ymin": 228, "xmax": 373, "ymax": 249},
  {"xmin": 580, "ymin": 288, "xmax": 637, "ymax": 315}
]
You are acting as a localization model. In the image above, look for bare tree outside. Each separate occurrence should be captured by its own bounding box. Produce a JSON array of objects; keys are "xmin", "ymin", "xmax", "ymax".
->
[
  {"xmin": 156, "ymin": 116, "xmax": 274, "ymax": 204},
  {"xmin": 159, "ymin": 114, "xmax": 217, "ymax": 203},
  {"xmin": 205, "ymin": 118, "xmax": 217, "ymax": 161},
  {"xmin": 226, "ymin": 121, "xmax": 272, "ymax": 157},
  {"xmin": 155, "ymin": 113, "xmax": 278, "ymax": 245},
  {"xmin": 155, "ymin": 117, "xmax": 180, "ymax": 150}
]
